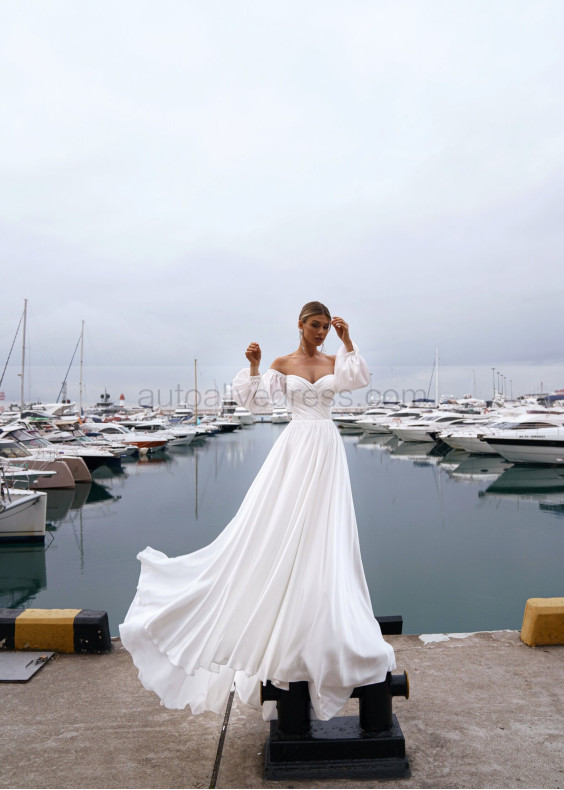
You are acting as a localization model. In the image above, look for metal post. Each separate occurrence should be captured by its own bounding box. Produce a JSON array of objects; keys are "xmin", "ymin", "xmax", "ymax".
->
[{"xmin": 20, "ymin": 298, "xmax": 27, "ymax": 411}]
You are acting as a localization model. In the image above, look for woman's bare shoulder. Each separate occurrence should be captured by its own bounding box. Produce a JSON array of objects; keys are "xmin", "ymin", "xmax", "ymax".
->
[{"xmin": 270, "ymin": 353, "xmax": 298, "ymax": 375}]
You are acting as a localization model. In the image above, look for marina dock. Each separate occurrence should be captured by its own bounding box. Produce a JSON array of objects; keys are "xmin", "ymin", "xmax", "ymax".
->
[{"xmin": 2, "ymin": 630, "xmax": 562, "ymax": 789}]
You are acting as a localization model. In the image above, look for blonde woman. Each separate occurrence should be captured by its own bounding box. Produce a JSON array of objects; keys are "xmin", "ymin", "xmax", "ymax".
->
[{"xmin": 120, "ymin": 301, "xmax": 395, "ymax": 721}]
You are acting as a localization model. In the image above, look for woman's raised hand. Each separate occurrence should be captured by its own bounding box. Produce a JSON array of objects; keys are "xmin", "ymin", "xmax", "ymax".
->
[
  {"xmin": 331, "ymin": 317, "xmax": 353, "ymax": 350},
  {"xmin": 245, "ymin": 342, "xmax": 262, "ymax": 366}
]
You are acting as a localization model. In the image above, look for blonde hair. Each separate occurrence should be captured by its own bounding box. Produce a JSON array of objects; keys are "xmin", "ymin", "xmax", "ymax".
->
[{"xmin": 299, "ymin": 301, "xmax": 331, "ymax": 324}]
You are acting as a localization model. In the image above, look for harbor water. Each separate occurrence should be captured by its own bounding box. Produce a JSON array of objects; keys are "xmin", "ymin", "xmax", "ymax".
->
[{"xmin": 1, "ymin": 423, "xmax": 563, "ymax": 636}]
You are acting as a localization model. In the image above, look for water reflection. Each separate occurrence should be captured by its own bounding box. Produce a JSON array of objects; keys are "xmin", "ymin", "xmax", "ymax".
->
[
  {"xmin": 45, "ymin": 482, "xmax": 119, "ymax": 528},
  {"xmin": 45, "ymin": 488, "xmax": 75, "ymax": 523},
  {"xmin": 390, "ymin": 441, "xmax": 441, "ymax": 463},
  {"xmin": 481, "ymin": 465, "xmax": 564, "ymax": 516},
  {"xmin": 449, "ymin": 455, "xmax": 512, "ymax": 482},
  {"xmin": 0, "ymin": 544, "xmax": 47, "ymax": 608},
  {"xmin": 439, "ymin": 448, "xmax": 470, "ymax": 471},
  {"xmin": 86, "ymin": 481, "xmax": 118, "ymax": 504},
  {"xmin": 357, "ymin": 434, "xmax": 395, "ymax": 450},
  {"xmin": 1, "ymin": 426, "xmax": 563, "ymax": 635}
]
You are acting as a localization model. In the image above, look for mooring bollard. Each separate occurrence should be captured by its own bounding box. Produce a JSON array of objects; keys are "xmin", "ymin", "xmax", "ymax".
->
[
  {"xmin": 261, "ymin": 615, "xmax": 410, "ymax": 780},
  {"xmin": 354, "ymin": 670, "xmax": 410, "ymax": 733},
  {"xmin": 261, "ymin": 680, "xmax": 311, "ymax": 738}
]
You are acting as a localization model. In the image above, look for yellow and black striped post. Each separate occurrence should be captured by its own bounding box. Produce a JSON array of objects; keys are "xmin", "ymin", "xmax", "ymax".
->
[{"xmin": 0, "ymin": 608, "xmax": 112, "ymax": 653}]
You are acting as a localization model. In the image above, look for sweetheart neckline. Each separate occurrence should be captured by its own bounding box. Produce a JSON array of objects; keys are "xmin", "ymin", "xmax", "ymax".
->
[{"xmin": 286, "ymin": 373, "xmax": 335, "ymax": 385}]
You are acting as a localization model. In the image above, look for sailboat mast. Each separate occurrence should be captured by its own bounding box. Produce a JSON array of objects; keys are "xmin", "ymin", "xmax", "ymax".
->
[
  {"xmin": 194, "ymin": 359, "xmax": 198, "ymax": 422},
  {"xmin": 435, "ymin": 347, "xmax": 439, "ymax": 406},
  {"xmin": 20, "ymin": 298, "xmax": 27, "ymax": 411},
  {"xmin": 79, "ymin": 320, "xmax": 84, "ymax": 415}
]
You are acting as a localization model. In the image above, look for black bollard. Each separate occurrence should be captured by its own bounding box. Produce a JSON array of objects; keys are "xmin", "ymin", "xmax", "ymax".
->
[
  {"xmin": 355, "ymin": 671, "xmax": 409, "ymax": 733},
  {"xmin": 262, "ymin": 615, "xmax": 410, "ymax": 779},
  {"xmin": 358, "ymin": 675, "xmax": 393, "ymax": 732},
  {"xmin": 261, "ymin": 680, "xmax": 311, "ymax": 738}
]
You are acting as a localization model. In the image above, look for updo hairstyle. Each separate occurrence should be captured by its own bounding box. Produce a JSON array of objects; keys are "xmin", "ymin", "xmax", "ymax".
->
[{"xmin": 299, "ymin": 301, "xmax": 332, "ymax": 324}]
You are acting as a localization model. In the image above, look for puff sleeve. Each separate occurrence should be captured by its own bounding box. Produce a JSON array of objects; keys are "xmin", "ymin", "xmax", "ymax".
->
[
  {"xmin": 333, "ymin": 343, "xmax": 370, "ymax": 393},
  {"xmin": 232, "ymin": 368, "xmax": 287, "ymax": 413}
]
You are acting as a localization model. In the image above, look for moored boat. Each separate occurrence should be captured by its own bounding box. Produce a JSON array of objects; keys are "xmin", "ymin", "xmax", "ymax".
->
[
  {"xmin": 0, "ymin": 477, "xmax": 47, "ymax": 543},
  {"xmin": 232, "ymin": 406, "xmax": 254, "ymax": 425},
  {"xmin": 482, "ymin": 427, "xmax": 564, "ymax": 465}
]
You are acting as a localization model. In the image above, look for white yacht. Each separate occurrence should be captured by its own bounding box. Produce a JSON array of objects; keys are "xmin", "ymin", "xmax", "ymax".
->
[
  {"xmin": 221, "ymin": 387, "xmax": 238, "ymax": 417},
  {"xmin": 272, "ymin": 407, "xmax": 291, "ymax": 424},
  {"xmin": 391, "ymin": 412, "xmax": 470, "ymax": 443},
  {"xmin": 119, "ymin": 418, "xmax": 198, "ymax": 446},
  {"xmin": 232, "ymin": 406, "xmax": 254, "ymax": 425},
  {"xmin": 376, "ymin": 407, "xmax": 436, "ymax": 435},
  {"xmin": 355, "ymin": 407, "xmax": 400, "ymax": 434},
  {"xmin": 438, "ymin": 414, "xmax": 508, "ymax": 453},
  {"xmin": 480, "ymin": 419, "xmax": 564, "ymax": 465},
  {"xmin": 82, "ymin": 422, "xmax": 170, "ymax": 453}
]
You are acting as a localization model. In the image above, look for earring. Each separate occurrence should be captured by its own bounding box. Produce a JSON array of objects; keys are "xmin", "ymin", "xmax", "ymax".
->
[
  {"xmin": 299, "ymin": 329, "xmax": 306, "ymax": 354},
  {"xmin": 320, "ymin": 342, "xmax": 325, "ymax": 353}
]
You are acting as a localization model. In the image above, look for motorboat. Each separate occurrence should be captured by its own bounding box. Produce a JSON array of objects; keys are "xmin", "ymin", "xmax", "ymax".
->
[
  {"xmin": 208, "ymin": 419, "xmax": 241, "ymax": 433},
  {"xmin": 390, "ymin": 412, "xmax": 465, "ymax": 443},
  {"xmin": 232, "ymin": 407, "xmax": 254, "ymax": 425},
  {"xmin": 199, "ymin": 415, "xmax": 241, "ymax": 433},
  {"xmin": 0, "ymin": 473, "xmax": 47, "ymax": 543},
  {"xmin": 118, "ymin": 418, "xmax": 198, "ymax": 446},
  {"xmin": 0, "ymin": 424, "xmax": 116, "ymax": 475},
  {"xmin": 0, "ymin": 439, "xmax": 76, "ymax": 489},
  {"xmin": 355, "ymin": 407, "xmax": 400, "ymax": 434},
  {"xmin": 221, "ymin": 387, "xmax": 238, "ymax": 417},
  {"xmin": 331, "ymin": 410, "xmax": 366, "ymax": 434},
  {"xmin": 272, "ymin": 407, "xmax": 291, "ymax": 424},
  {"xmin": 172, "ymin": 404, "xmax": 194, "ymax": 420},
  {"xmin": 82, "ymin": 422, "xmax": 169, "ymax": 453},
  {"xmin": 437, "ymin": 407, "xmax": 530, "ymax": 454},
  {"xmin": 48, "ymin": 429, "xmax": 137, "ymax": 458},
  {"xmin": 376, "ymin": 407, "xmax": 436, "ymax": 435},
  {"xmin": 481, "ymin": 424, "xmax": 564, "ymax": 465}
]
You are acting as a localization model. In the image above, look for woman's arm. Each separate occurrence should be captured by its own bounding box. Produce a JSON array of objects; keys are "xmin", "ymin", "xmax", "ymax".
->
[
  {"xmin": 245, "ymin": 342, "xmax": 261, "ymax": 376},
  {"xmin": 331, "ymin": 316, "xmax": 354, "ymax": 353}
]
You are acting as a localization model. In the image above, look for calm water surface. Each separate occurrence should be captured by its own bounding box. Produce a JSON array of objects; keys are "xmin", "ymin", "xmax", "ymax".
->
[{"xmin": 2, "ymin": 424, "xmax": 563, "ymax": 636}]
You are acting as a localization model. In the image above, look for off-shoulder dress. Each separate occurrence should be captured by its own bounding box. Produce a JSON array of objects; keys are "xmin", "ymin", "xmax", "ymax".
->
[{"xmin": 119, "ymin": 344, "xmax": 395, "ymax": 721}]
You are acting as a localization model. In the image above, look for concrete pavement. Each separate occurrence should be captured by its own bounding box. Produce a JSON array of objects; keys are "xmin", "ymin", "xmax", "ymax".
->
[{"xmin": 1, "ymin": 631, "xmax": 563, "ymax": 789}]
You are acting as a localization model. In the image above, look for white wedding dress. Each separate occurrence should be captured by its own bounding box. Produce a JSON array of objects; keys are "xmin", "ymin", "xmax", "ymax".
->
[{"xmin": 119, "ymin": 344, "xmax": 395, "ymax": 721}]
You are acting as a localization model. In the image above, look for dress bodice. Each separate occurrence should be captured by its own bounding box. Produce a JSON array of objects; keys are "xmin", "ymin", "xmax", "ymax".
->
[
  {"xmin": 232, "ymin": 343, "xmax": 370, "ymax": 420},
  {"xmin": 286, "ymin": 374, "xmax": 335, "ymax": 420}
]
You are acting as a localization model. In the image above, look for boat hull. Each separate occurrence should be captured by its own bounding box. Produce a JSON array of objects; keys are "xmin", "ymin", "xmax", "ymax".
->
[
  {"xmin": 392, "ymin": 427, "xmax": 436, "ymax": 442},
  {"xmin": 447, "ymin": 436, "xmax": 498, "ymax": 455},
  {"xmin": 485, "ymin": 438, "xmax": 564, "ymax": 465},
  {"xmin": 0, "ymin": 490, "xmax": 47, "ymax": 543},
  {"xmin": 13, "ymin": 459, "xmax": 77, "ymax": 490},
  {"xmin": 60, "ymin": 456, "xmax": 92, "ymax": 483}
]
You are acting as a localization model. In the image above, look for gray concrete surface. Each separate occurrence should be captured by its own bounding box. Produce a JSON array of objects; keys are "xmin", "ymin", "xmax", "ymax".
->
[{"xmin": 1, "ymin": 631, "xmax": 563, "ymax": 789}]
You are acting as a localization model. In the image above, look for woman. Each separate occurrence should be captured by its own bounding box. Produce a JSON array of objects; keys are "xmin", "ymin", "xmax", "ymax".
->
[{"xmin": 120, "ymin": 301, "xmax": 395, "ymax": 721}]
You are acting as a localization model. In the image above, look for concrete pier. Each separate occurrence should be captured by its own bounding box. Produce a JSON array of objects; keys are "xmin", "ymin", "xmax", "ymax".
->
[{"xmin": 1, "ymin": 631, "xmax": 563, "ymax": 789}]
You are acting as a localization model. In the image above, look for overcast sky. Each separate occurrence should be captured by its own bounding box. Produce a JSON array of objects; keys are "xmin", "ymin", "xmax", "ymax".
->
[{"xmin": 1, "ymin": 0, "xmax": 563, "ymax": 407}]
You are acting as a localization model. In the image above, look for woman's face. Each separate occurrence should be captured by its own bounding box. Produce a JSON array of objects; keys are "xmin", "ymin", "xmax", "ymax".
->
[{"xmin": 300, "ymin": 313, "xmax": 331, "ymax": 347}]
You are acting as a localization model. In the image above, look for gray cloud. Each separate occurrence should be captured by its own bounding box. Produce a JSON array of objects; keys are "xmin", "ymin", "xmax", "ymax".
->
[{"xmin": 1, "ymin": 0, "xmax": 563, "ymax": 405}]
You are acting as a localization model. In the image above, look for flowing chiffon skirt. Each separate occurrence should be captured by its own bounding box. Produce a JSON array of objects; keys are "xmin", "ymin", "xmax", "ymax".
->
[{"xmin": 120, "ymin": 415, "xmax": 396, "ymax": 721}]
